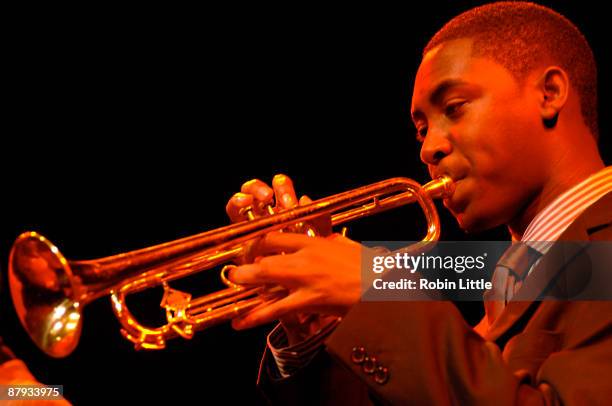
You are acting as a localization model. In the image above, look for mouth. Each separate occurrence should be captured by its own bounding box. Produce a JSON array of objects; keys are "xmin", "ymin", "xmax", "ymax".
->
[
  {"xmin": 442, "ymin": 177, "xmax": 468, "ymax": 213},
  {"xmin": 428, "ymin": 167, "xmax": 468, "ymax": 209}
]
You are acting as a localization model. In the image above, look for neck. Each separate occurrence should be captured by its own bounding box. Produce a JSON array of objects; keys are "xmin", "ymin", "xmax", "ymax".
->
[{"xmin": 507, "ymin": 152, "xmax": 604, "ymax": 240}]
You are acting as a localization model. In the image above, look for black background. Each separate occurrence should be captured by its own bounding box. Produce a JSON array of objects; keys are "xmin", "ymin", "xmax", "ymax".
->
[{"xmin": 2, "ymin": 1, "xmax": 611, "ymax": 404}]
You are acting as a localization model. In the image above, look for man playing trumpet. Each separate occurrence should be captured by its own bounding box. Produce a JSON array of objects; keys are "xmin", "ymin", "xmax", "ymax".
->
[{"xmin": 226, "ymin": 2, "xmax": 612, "ymax": 404}]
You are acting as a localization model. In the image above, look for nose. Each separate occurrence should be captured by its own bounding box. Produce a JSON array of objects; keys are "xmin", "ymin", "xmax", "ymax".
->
[{"xmin": 419, "ymin": 127, "xmax": 452, "ymax": 166}]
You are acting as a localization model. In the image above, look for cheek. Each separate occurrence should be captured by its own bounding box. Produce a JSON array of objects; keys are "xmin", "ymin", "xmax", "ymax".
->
[
  {"xmin": 464, "ymin": 102, "xmax": 537, "ymax": 180},
  {"xmin": 452, "ymin": 102, "xmax": 543, "ymax": 228},
  {"xmin": 461, "ymin": 178, "xmax": 531, "ymax": 231}
]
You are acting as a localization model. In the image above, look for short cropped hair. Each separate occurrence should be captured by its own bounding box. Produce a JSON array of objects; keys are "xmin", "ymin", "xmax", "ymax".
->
[{"xmin": 424, "ymin": 2, "xmax": 598, "ymax": 139}]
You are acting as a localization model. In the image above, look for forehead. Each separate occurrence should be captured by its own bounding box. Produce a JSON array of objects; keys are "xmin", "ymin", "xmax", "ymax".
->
[
  {"xmin": 417, "ymin": 39, "xmax": 473, "ymax": 82},
  {"xmin": 411, "ymin": 39, "xmax": 514, "ymax": 111},
  {"xmin": 412, "ymin": 39, "xmax": 474, "ymax": 104}
]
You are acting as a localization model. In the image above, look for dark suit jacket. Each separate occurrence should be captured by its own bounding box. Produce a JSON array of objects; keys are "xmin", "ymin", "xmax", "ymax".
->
[{"xmin": 257, "ymin": 191, "xmax": 612, "ymax": 405}]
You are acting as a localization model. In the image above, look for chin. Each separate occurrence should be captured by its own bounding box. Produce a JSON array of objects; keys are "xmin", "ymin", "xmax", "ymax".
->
[
  {"xmin": 456, "ymin": 218, "xmax": 489, "ymax": 234},
  {"xmin": 455, "ymin": 214, "xmax": 479, "ymax": 233},
  {"xmin": 452, "ymin": 206, "xmax": 498, "ymax": 234}
]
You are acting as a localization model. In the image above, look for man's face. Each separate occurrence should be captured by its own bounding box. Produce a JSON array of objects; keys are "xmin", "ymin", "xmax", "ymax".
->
[{"xmin": 411, "ymin": 39, "xmax": 548, "ymax": 232}]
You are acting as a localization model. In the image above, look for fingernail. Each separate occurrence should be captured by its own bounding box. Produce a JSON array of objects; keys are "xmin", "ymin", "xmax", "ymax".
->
[
  {"xmin": 229, "ymin": 264, "xmax": 257, "ymax": 283},
  {"xmin": 234, "ymin": 192, "xmax": 249, "ymax": 203},
  {"xmin": 273, "ymin": 174, "xmax": 287, "ymax": 185},
  {"xmin": 243, "ymin": 179, "xmax": 258, "ymax": 189},
  {"xmin": 282, "ymin": 193, "xmax": 295, "ymax": 206},
  {"xmin": 228, "ymin": 267, "xmax": 242, "ymax": 283}
]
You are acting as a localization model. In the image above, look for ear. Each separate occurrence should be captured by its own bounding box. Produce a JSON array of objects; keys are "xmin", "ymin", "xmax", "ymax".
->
[{"xmin": 537, "ymin": 66, "xmax": 570, "ymax": 128}]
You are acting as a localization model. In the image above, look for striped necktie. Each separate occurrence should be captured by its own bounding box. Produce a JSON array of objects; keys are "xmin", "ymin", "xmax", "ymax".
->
[{"xmin": 484, "ymin": 243, "xmax": 543, "ymax": 324}]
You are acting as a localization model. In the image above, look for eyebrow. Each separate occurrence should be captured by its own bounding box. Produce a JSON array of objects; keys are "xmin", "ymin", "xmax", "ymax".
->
[{"xmin": 411, "ymin": 79, "xmax": 470, "ymax": 123}]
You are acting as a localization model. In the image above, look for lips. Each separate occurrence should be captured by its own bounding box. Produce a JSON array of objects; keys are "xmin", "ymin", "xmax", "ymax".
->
[
  {"xmin": 428, "ymin": 167, "xmax": 468, "ymax": 209},
  {"xmin": 442, "ymin": 177, "xmax": 468, "ymax": 213}
]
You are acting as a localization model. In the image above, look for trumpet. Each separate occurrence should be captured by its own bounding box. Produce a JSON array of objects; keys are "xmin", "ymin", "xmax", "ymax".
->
[{"xmin": 8, "ymin": 176, "xmax": 454, "ymax": 358}]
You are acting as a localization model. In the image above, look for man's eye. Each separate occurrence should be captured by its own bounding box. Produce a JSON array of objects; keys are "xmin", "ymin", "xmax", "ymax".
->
[
  {"xmin": 445, "ymin": 101, "xmax": 467, "ymax": 117},
  {"xmin": 416, "ymin": 126, "xmax": 428, "ymax": 142}
]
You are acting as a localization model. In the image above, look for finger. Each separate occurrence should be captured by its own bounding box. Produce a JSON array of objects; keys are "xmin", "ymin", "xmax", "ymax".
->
[
  {"xmin": 241, "ymin": 179, "xmax": 274, "ymax": 206},
  {"xmin": 227, "ymin": 256, "xmax": 298, "ymax": 285},
  {"xmin": 327, "ymin": 233, "xmax": 360, "ymax": 246},
  {"xmin": 227, "ymin": 263, "xmax": 270, "ymax": 285},
  {"xmin": 251, "ymin": 231, "xmax": 321, "ymax": 256},
  {"xmin": 272, "ymin": 174, "xmax": 298, "ymax": 209},
  {"xmin": 226, "ymin": 192, "xmax": 254, "ymax": 223},
  {"xmin": 232, "ymin": 293, "xmax": 303, "ymax": 330},
  {"xmin": 299, "ymin": 195, "xmax": 312, "ymax": 205},
  {"xmin": 277, "ymin": 312, "xmax": 303, "ymax": 330}
]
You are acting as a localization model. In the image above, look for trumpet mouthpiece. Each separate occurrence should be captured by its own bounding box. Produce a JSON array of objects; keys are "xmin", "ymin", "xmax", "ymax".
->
[{"xmin": 423, "ymin": 176, "xmax": 455, "ymax": 199}]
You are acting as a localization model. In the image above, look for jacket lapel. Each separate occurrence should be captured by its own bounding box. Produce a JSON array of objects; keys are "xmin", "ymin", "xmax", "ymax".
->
[{"xmin": 484, "ymin": 191, "xmax": 612, "ymax": 342}]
